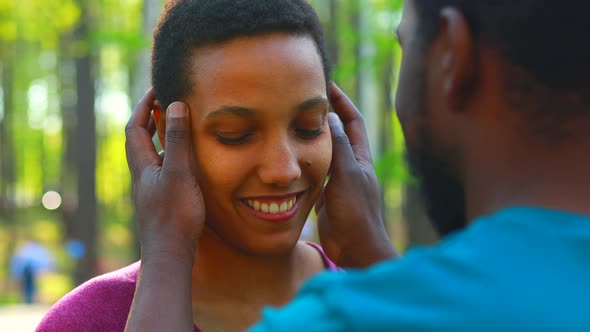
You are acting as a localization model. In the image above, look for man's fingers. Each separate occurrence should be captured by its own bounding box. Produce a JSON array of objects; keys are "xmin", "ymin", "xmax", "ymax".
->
[
  {"xmin": 328, "ymin": 113, "xmax": 361, "ymax": 178},
  {"xmin": 128, "ymin": 88, "xmax": 156, "ymax": 127},
  {"xmin": 329, "ymin": 82, "xmax": 372, "ymax": 163},
  {"xmin": 314, "ymin": 187, "xmax": 326, "ymax": 215},
  {"xmin": 125, "ymin": 88, "xmax": 161, "ymax": 177},
  {"xmin": 161, "ymin": 102, "xmax": 193, "ymax": 179},
  {"xmin": 147, "ymin": 114, "xmax": 157, "ymax": 138}
]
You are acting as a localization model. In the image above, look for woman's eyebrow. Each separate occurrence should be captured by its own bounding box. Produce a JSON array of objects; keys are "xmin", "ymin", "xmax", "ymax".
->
[
  {"xmin": 205, "ymin": 106, "xmax": 256, "ymax": 120},
  {"xmin": 205, "ymin": 97, "xmax": 328, "ymax": 120},
  {"xmin": 298, "ymin": 97, "xmax": 329, "ymax": 113}
]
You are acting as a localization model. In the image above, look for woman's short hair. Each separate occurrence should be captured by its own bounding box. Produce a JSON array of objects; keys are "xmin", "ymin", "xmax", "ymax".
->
[{"xmin": 152, "ymin": 0, "xmax": 331, "ymax": 110}]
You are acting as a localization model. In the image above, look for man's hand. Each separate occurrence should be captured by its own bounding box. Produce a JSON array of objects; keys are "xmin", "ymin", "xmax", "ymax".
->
[
  {"xmin": 124, "ymin": 89, "xmax": 201, "ymax": 331},
  {"xmin": 316, "ymin": 83, "xmax": 398, "ymax": 268},
  {"xmin": 125, "ymin": 88, "xmax": 205, "ymax": 260}
]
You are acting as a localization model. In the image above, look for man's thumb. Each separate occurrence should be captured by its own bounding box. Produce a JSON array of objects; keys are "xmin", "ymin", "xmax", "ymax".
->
[{"xmin": 162, "ymin": 102, "xmax": 192, "ymax": 177}]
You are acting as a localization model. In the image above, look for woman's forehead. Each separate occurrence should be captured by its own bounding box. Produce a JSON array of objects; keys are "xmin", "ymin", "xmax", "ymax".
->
[
  {"xmin": 185, "ymin": 34, "xmax": 327, "ymax": 117},
  {"xmin": 191, "ymin": 33, "xmax": 322, "ymax": 75}
]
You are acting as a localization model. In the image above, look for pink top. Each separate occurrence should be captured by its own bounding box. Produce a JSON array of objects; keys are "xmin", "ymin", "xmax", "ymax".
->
[{"xmin": 36, "ymin": 242, "xmax": 338, "ymax": 332}]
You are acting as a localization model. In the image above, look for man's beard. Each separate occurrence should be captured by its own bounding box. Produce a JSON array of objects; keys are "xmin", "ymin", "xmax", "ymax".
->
[
  {"xmin": 403, "ymin": 67, "xmax": 468, "ymax": 237},
  {"xmin": 405, "ymin": 138, "xmax": 467, "ymax": 237}
]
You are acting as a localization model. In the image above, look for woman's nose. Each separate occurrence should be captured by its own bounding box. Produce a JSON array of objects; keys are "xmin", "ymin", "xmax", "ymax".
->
[{"xmin": 257, "ymin": 139, "xmax": 302, "ymax": 187}]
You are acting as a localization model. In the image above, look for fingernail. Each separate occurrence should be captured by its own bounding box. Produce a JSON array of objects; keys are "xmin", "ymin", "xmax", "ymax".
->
[
  {"xmin": 327, "ymin": 113, "xmax": 342, "ymax": 127},
  {"xmin": 168, "ymin": 102, "xmax": 187, "ymax": 118}
]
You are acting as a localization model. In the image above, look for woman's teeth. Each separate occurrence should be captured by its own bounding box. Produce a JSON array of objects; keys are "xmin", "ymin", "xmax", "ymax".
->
[{"xmin": 247, "ymin": 197, "xmax": 297, "ymax": 214}]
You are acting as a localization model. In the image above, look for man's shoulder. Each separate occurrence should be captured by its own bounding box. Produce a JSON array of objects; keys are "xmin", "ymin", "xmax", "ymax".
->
[
  {"xmin": 259, "ymin": 208, "xmax": 590, "ymax": 331},
  {"xmin": 36, "ymin": 261, "xmax": 140, "ymax": 332},
  {"xmin": 252, "ymin": 239, "xmax": 502, "ymax": 332}
]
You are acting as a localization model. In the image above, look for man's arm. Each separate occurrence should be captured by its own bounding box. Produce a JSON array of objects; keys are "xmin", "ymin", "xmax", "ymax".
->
[{"xmin": 124, "ymin": 90, "xmax": 204, "ymax": 332}]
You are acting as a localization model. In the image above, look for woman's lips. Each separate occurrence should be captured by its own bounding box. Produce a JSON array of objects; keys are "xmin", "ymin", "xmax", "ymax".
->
[
  {"xmin": 241, "ymin": 193, "xmax": 302, "ymax": 222},
  {"xmin": 246, "ymin": 196, "xmax": 297, "ymax": 214}
]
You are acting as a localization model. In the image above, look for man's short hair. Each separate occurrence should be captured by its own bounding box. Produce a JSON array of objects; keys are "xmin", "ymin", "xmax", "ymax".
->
[{"xmin": 414, "ymin": 1, "xmax": 590, "ymax": 118}]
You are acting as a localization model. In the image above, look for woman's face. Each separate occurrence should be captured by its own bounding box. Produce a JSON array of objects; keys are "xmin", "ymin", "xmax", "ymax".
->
[{"xmin": 184, "ymin": 33, "xmax": 331, "ymax": 256}]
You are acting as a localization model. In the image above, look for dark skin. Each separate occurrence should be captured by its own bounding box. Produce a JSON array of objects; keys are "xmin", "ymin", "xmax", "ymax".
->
[
  {"xmin": 315, "ymin": 85, "xmax": 395, "ymax": 268},
  {"xmin": 124, "ymin": 34, "xmax": 397, "ymax": 332},
  {"xmin": 126, "ymin": 1, "xmax": 590, "ymax": 330},
  {"xmin": 124, "ymin": 85, "xmax": 397, "ymax": 332},
  {"xmin": 127, "ymin": 34, "xmax": 333, "ymax": 332},
  {"xmin": 124, "ymin": 95, "xmax": 197, "ymax": 332},
  {"xmin": 395, "ymin": 2, "xmax": 590, "ymax": 225}
]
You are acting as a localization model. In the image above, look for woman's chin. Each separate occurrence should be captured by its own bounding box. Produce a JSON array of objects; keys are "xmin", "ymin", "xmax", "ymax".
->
[
  {"xmin": 239, "ymin": 233, "xmax": 303, "ymax": 257},
  {"xmin": 202, "ymin": 209, "xmax": 310, "ymax": 257}
]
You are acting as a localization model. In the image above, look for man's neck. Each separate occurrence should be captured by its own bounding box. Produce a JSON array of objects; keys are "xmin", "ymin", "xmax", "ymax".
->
[{"xmin": 465, "ymin": 141, "xmax": 590, "ymax": 223}]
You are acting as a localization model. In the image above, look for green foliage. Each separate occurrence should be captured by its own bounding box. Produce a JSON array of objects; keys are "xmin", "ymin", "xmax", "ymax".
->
[
  {"xmin": 0, "ymin": 0, "xmax": 409, "ymax": 293},
  {"xmin": 89, "ymin": 0, "xmax": 147, "ymax": 51},
  {"xmin": 375, "ymin": 115, "xmax": 414, "ymax": 185},
  {"xmin": 0, "ymin": 0, "xmax": 148, "ymax": 295},
  {"xmin": 0, "ymin": 0, "xmax": 79, "ymax": 47}
]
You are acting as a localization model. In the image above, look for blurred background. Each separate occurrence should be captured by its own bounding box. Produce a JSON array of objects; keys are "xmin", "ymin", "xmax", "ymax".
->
[{"xmin": 0, "ymin": 0, "xmax": 437, "ymax": 329}]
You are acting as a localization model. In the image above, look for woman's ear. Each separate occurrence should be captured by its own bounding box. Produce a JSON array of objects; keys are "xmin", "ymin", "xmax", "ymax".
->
[{"xmin": 153, "ymin": 100, "xmax": 167, "ymax": 149}]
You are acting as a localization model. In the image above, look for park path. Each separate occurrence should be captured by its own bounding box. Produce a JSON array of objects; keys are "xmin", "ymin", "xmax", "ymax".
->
[{"xmin": 0, "ymin": 304, "xmax": 48, "ymax": 332}]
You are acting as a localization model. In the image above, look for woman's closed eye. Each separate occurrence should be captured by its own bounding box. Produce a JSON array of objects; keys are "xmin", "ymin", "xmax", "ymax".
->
[
  {"xmin": 214, "ymin": 122, "xmax": 323, "ymax": 145},
  {"xmin": 215, "ymin": 131, "xmax": 254, "ymax": 145},
  {"xmin": 296, "ymin": 128, "xmax": 323, "ymax": 140}
]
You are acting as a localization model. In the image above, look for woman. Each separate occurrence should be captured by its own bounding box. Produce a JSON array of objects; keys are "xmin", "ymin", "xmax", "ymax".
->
[{"xmin": 37, "ymin": 1, "xmax": 336, "ymax": 331}]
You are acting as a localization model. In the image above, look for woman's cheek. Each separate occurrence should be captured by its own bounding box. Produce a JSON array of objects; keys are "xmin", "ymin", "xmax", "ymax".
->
[
  {"xmin": 195, "ymin": 138, "xmax": 233, "ymax": 188},
  {"xmin": 310, "ymin": 134, "xmax": 332, "ymax": 180},
  {"xmin": 199, "ymin": 143, "xmax": 264, "ymax": 193}
]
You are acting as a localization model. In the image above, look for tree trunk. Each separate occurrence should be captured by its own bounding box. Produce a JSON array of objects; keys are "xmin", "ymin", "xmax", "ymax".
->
[
  {"xmin": 350, "ymin": 0, "xmax": 379, "ymax": 153},
  {"xmin": 0, "ymin": 51, "xmax": 15, "ymax": 224},
  {"xmin": 378, "ymin": 50, "xmax": 393, "ymax": 157},
  {"xmin": 378, "ymin": 41, "xmax": 395, "ymax": 230},
  {"xmin": 71, "ymin": 4, "xmax": 98, "ymax": 285},
  {"xmin": 327, "ymin": 0, "xmax": 339, "ymax": 70},
  {"xmin": 0, "ymin": 45, "xmax": 17, "ymax": 295},
  {"xmin": 58, "ymin": 36, "xmax": 78, "ymax": 241},
  {"xmin": 131, "ymin": 0, "xmax": 160, "ymax": 103},
  {"xmin": 127, "ymin": 0, "xmax": 161, "ymax": 260},
  {"xmin": 351, "ymin": 0, "xmax": 361, "ymax": 104}
]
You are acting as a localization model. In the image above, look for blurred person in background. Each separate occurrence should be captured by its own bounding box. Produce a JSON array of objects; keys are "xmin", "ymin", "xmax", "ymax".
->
[{"xmin": 10, "ymin": 241, "xmax": 55, "ymax": 304}]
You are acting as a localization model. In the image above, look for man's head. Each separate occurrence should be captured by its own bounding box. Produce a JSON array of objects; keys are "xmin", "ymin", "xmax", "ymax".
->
[
  {"xmin": 395, "ymin": 0, "xmax": 590, "ymax": 236},
  {"xmin": 152, "ymin": 0, "xmax": 330, "ymax": 111}
]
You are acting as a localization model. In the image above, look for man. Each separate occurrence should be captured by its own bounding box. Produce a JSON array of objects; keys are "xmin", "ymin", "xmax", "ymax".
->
[
  {"xmin": 125, "ymin": 0, "xmax": 590, "ymax": 331},
  {"xmin": 249, "ymin": 1, "xmax": 590, "ymax": 330}
]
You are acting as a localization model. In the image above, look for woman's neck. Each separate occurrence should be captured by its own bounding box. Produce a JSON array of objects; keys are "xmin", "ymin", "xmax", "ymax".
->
[{"xmin": 190, "ymin": 225, "xmax": 324, "ymax": 305}]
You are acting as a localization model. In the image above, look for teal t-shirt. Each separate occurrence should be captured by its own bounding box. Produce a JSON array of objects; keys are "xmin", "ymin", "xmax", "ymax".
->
[{"xmin": 250, "ymin": 207, "xmax": 590, "ymax": 331}]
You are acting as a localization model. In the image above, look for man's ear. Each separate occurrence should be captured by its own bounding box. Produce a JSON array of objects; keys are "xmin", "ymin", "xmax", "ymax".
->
[
  {"xmin": 439, "ymin": 7, "xmax": 476, "ymax": 111},
  {"xmin": 153, "ymin": 100, "xmax": 167, "ymax": 150}
]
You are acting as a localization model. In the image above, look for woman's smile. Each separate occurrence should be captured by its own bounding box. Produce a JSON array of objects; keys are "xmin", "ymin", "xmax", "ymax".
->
[{"xmin": 241, "ymin": 192, "xmax": 306, "ymax": 222}]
